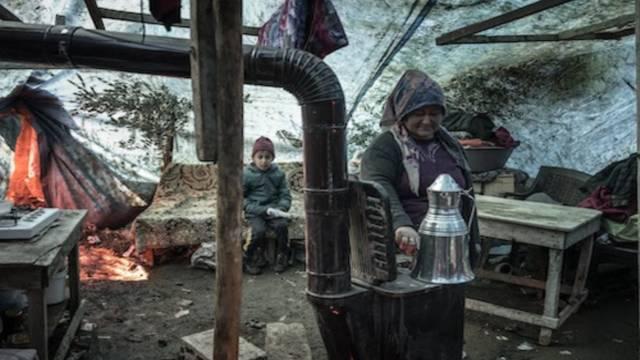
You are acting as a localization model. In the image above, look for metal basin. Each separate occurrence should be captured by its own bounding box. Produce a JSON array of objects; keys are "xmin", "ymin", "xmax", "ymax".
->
[{"xmin": 463, "ymin": 147, "xmax": 513, "ymax": 173}]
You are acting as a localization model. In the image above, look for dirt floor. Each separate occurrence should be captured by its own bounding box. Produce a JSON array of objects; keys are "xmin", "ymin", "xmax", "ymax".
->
[{"xmin": 64, "ymin": 231, "xmax": 638, "ymax": 360}]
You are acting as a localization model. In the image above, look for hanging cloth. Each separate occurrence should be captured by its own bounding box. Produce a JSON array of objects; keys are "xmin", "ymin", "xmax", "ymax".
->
[{"xmin": 258, "ymin": 0, "xmax": 348, "ymax": 59}]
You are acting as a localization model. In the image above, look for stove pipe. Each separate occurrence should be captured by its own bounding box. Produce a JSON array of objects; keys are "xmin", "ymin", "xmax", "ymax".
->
[{"xmin": 0, "ymin": 21, "xmax": 351, "ymax": 296}]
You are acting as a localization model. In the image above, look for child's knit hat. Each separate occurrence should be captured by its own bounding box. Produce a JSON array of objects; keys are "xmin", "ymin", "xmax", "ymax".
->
[{"xmin": 252, "ymin": 136, "xmax": 275, "ymax": 158}]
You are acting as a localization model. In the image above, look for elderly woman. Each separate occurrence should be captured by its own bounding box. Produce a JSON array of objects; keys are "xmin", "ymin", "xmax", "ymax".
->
[{"xmin": 360, "ymin": 69, "xmax": 479, "ymax": 263}]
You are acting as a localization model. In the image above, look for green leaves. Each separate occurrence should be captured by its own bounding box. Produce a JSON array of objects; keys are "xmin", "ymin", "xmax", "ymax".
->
[{"xmin": 71, "ymin": 74, "xmax": 191, "ymax": 170}]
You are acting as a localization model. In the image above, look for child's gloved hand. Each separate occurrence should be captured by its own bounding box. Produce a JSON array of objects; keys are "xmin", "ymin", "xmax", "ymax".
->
[{"xmin": 266, "ymin": 208, "xmax": 291, "ymax": 219}]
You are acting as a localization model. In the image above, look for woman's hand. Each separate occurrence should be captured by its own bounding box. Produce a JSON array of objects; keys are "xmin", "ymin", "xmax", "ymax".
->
[{"xmin": 394, "ymin": 226, "xmax": 419, "ymax": 255}]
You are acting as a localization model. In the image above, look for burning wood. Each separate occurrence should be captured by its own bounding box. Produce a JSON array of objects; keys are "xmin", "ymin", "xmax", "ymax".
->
[{"xmin": 79, "ymin": 245, "xmax": 148, "ymax": 282}]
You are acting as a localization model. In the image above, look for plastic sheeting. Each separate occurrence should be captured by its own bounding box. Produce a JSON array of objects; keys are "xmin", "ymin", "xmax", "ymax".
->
[
  {"xmin": 258, "ymin": 0, "xmax": 348, "ymax": 59},
  {"xmin": 0, "ymin": 76, "xmax": 149, "ymax": 229}
]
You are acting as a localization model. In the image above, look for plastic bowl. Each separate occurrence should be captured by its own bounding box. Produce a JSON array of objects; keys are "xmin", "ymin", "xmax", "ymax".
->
[{"xmin": 463, "ymin": 147, "xmax": 514, "ymax": 173}]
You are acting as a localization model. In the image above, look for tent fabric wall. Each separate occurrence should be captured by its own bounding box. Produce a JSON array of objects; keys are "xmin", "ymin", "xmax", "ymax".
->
[{"xmin": 0, "ymin": 76, "xmax": 149, "ymax": 228}]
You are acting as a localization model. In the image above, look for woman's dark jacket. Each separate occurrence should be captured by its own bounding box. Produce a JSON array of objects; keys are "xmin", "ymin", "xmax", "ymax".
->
[{"xmin": 360, "ymin": 130, "xmax": 481, "ymax": 267}]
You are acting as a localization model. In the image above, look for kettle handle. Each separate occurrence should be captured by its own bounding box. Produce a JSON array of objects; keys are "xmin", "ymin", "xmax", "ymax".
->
[{"xmin": 460, "ymin": 188, "xmax": 476, "ymax": 230}]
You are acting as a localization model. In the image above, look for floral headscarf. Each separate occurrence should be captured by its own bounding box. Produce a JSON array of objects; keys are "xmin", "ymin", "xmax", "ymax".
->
[{"xmin": 380, "ymin": 70, "xmax": 466, "ymax": 196}]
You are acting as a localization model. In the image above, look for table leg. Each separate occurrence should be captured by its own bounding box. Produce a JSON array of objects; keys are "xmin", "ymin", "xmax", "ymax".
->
[
  {"xmin": 478, "ymin": 236, "xmax": 491, "ymax": 269},
  {"xmin": 539, "ymin": 248, "xmax": 564, "ymax": 346},
  {"xmin": 571, "ymin": 235, "xmax": 594, "ymax": 300},
  {"xmin": 27, "ymin": 289, "xmax": 48, "ymax": 360},
  {"xmin": 68, "ymin": 244, "xmax": 80, "ymax": 313}
]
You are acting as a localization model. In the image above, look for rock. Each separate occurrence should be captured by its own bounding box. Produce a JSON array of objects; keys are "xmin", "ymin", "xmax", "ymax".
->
[
  {"xmin": 181, "ymin": 328, "xmax": 266, "ymax": 360},
  {"xmin": 517, "ymin": 342, "xmax": 534, "ymax": 351},
  {"xmin": 81, "ymin": 322, "xmax": 96, "ymax": 332},
  {"xmin": 265, "ymin": 322, "xmax": 312, "ymax": 360},
  {"xmin": 178, "ymin": 299, "xmax": 194, "ymax": 307},
  {"xmin": 126, "ymin": 335, "xmax": 143, "ymax": 343},
  {"xmin": 174, "ymin": 309, "xmax": 190, "ymax": 318},
  {"xmin": 246, "ymin": 319, "xmax": 266, "ymax": 329}
]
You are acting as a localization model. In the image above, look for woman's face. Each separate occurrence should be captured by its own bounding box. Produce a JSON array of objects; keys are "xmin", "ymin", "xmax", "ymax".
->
[{"xmin": 403, "ymin": 105, "xmax": 443, "ymax": 141}]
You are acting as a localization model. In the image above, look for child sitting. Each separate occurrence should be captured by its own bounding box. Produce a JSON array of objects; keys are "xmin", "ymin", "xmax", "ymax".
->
[{"xmin": 243, "ymin": 136, "xmax": 292, "ymax": 275}]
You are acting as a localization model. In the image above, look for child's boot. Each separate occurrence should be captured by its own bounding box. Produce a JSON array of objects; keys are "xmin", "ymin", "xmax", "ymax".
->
[
  {"xmin": 273, "ymin": 252, "xmax": 288, "ymax": 273},
  {"xmin": 255, "ymin": 246, "xmax": 268, "ymax": 268},
  {"xmin": 244, "ymin": 253, "xmax": 262, "ymax": 275}
]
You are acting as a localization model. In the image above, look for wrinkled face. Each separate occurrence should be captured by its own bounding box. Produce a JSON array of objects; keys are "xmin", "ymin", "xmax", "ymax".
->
[
  {"xmin": 253, "ymin": 150, "xmax": 274, "ymax": 171},
  {"xmin": 403, "ymin": 105, "xmax": 443, "ymax": 141}
]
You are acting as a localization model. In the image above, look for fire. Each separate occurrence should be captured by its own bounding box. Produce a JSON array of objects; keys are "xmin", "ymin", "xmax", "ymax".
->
[{"xmin": 79, "ymin": 245, "xmax": 148, "ymax": 281}]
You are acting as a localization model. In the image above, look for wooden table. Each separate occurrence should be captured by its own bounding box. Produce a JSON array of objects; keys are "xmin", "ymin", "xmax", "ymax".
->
[
  {"xmin": 0, "ymin": 210, "xmax": 87, "ymax": 360},
  {"xmin": 467, "ymin": 196, "xmax": 601, "ymax": 345}
]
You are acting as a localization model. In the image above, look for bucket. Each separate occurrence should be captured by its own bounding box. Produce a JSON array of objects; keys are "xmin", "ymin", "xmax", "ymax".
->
[{"xmin": 45, "ymin": 268, "xmax": 67, "ymax": 305}]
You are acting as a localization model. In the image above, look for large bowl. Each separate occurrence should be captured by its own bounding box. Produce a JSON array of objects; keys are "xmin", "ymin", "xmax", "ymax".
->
[{"xmin": 463, "ymin": 147, "xmax": 514, "ymax": 173}]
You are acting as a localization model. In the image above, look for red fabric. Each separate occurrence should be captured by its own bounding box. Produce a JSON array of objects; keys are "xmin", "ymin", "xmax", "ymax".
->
[
  {"xmin": 490, "ymin": 126, "xmax": 520, "ymax": 149},
  {"xmin": 42, "ymin": 139, "xmax": 148, "ymax": 229},
  {"xmin": 1, "ymin": 77, "xmax": 149, "ymax": 229},
  {"xmin": 252, "ymin": 136, "xmax": 275, "ymax": 158},
  {"xmin": 578, "ymin": 186, "xmax": 637, "ymax": 222},
  {"xmin": 458, "ymin": 138, "xmax": 493, "ymax": 148},
  {"xmin": 6, "ymin": 106, "xmax": 46, "ymax": 208}
]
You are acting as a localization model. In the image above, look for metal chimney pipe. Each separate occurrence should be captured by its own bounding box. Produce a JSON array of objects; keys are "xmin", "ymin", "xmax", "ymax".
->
[{"xmin": 0, "ymin": 21, "xmax": 351, "ymax": 296}]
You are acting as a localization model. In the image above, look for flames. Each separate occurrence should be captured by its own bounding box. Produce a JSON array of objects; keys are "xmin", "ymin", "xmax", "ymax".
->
[{"xmin": 79, "ymin": 245, "xmax": 148, "ymax": 282}]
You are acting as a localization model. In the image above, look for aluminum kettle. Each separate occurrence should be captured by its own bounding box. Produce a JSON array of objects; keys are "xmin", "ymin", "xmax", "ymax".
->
[{"xmin": 411, "ymin": 174, "xmax": 475, "ymax": 284}]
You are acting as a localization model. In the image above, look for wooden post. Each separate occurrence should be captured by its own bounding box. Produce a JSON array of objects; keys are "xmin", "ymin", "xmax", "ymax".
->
[
  {"xmin": 636, "ymin": 0, "xmax": 639, "ymax": 354},
  {"xmin": 190, "ymin": 0, "xmax": 217, "ymax": 161},
  {"xmin": 212, "ymin": 0, "xmax": 244, "ymax": 359}
]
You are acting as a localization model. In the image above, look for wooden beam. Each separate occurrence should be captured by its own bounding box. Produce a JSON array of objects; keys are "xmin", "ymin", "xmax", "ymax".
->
[
  {"xmin": 558, "ymin": 13, "xmax": 635, "ymax": 40},
  {"xmin": 190, "ymin": 0, "xmax": 218, "ymax": 161},
  {"xmin": 0, "ymin": 4, "xmax": 21, "ymax": 22},
  {"xmin": 444, "ymin": 28, "xmax": 635, "ymax": 44},
  {"xmin": 465, "ymin": 298, "xmax": 559, "ymax": 328},
  {"xmin": 100, "ymin": 7, "xmax": 190, "ymax": 28},
  {"xmin": 53, "ymin": 300, "xmax": 87, "ymax": 360},
  {"xmin": 83, "ymin": 0, "xmax": 105, "ymax": 30},
  {"xmin": 635, "ymin": 0, "xmax": 640, "ymax": 354},
  {"xmin": 446, "ymin": 34, "xmax": 559, "ymax": 43},
  {"xmin": 212, "ymin": 0, "xmax": 244, "ymax": 358},
  {"xmin": 99, "ymin": 7, "xmax": 260, "ymax": 36},
  {"xmin": 436, "ymin": 0, "xmax": 575, "ymax": 45},
  {"xmin": 602, "ymin": 27, "xmax": 635, "ymax": 39}
]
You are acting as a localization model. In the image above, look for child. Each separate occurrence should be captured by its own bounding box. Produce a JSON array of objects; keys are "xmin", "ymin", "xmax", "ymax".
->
[{"xmin": 243, "ymin": 136, "xmax": 292, "ymax": 275}]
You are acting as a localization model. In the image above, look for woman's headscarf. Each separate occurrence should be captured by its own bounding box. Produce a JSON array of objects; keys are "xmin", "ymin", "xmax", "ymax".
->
[
  {"xmin": 380, "ymin": 70, "xmax": 465, "ymax": 196},
  {"xmin": 380, "ymin": 69, "xmax": 446, "ymax": 128}
]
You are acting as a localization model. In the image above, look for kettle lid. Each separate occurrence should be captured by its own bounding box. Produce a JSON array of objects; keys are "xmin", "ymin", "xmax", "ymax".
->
[{"xmin": 428, "ymin": 174, "xmax": 462, "ymax": 192}]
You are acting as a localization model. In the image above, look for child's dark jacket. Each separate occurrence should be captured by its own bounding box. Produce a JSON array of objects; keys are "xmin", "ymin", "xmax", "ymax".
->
[{"xmin": 243, "ymin": 163, "xmax": 292, "ymax": 218}]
